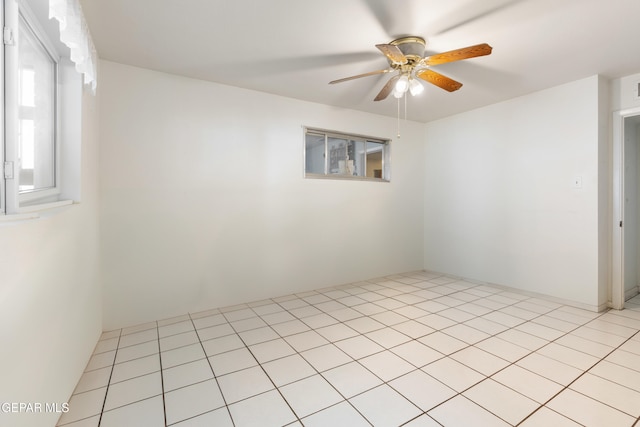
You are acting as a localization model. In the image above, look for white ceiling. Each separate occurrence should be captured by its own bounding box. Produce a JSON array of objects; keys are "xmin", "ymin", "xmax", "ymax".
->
[{"xmin": 79, "ymin": 0, "xmax": 640, "ymax": 123}]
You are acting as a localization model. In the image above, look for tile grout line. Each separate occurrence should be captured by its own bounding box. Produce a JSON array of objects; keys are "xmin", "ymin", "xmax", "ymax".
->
[
  {"xmin": 259, "ymin": 277, "xmax": 490, "ymax": 423},
  {"xmin": 96, "ymin": 328, "xmax": 123, "ymax": 427},
  {"xmin": 362, "ymin": 277, "xmax": 614, "ymax": 425},
  {"xmin": 213, "ymin": 297, "xmax": 379, "ymax": 424},
  {"xmin": 188, "ymin": 313, "xmax": 236, "ymax": 427},
  {"xmin": 268, "ymin": 290, "xmax": 418, "ymax": 425},
  {"xmin": 447, "ymin": 297, "xmax": 621, "ymax": 426},
  {"xmin": 221, "ymin": 278, "xmax": 634, "ymax": 425},
  {"xmin": 347, "ymin": 276, "xmax": 541, "ymax": 425},
  {"xmin": 461, "ymin": 289, "xmax": 630, "ymax": 425},
  {"xmin": 392, "ymin": 288, "xmax": 559, "ymax": 425},
  {"xmin": 219, "ymin": 280, "xmax": 640, "ymax": 427},
  {"xmin": 515, "ymin": 328, "xmax": 640, "ymax": 426},
  {"xmin": 222, "ymin": 275, "xmax": 597, "ymax": 425},
  {"xmin": 67, "ymin": 273, "xmax": 640, "ymax": 426},
  {"xmin": 264, "ymin": 302, "xmax": 381, "ymax": 426},
  {"xmin": 155, "ymin": 321, "xmax": 168, "ymax": 427},
  {"xmin": 221, "ymin": 305, "xmax": 304, "ymax": 426}
]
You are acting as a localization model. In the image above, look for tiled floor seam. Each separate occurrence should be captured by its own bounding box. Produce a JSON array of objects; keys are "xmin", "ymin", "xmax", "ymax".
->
[
  {"xmin": 508, "ymin": 309, "xmax": 624, "ymax": 425},
  {"xmin": 228, "ymin": 301, "xmax": 385, "ymax": 425},
  {"xmin": 515, "ymin": 328, "xmax": 640, "ymax": 426},
  {"xmin": 316, "ymin": 291, "xmax": 616, "ymax": 425},
  {"xmin": 62, "ymin": 274, "xmax": 640, "ymax": 426},
  {"xmin": 155, "ymin": 321, "xmax": 168, "ymax": 427},
  {"xmin": 96, "ymin": 329, "xmax": 122, "ymax": 427},
  {"xmin": 188, "ymin": 313, "xmax": 236, "ymax": 426},
  {"xmin": 221, "ymin": 307, "xmax": 312, "ymax": 425},
  {"xmin": 391, "ymin": 300, "xmax": 612, "ymax": 426},
  {"xmin": 268, "ymin": 294, "xmax": 451, "ymax": 424},
  {"xmin": 271, "ymin": 281, "xmax": 604, "ymax": 425}
]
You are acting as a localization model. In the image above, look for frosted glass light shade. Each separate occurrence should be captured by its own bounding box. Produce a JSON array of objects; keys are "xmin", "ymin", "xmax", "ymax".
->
[
  {"xmin": 409, "ymin": 78, "xmax": 424, "ymax": 96},
  {"xmin": 395, "ymin": 75, "xmax": 409, "ymax": 93}
]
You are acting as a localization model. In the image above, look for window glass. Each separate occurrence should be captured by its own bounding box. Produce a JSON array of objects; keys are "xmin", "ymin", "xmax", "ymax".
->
[
  {"xmin": 349, "ymin": 139, "xmax": 366, "ymax": 177},
  {"xmin": 2, "ymin": 0, "xmax": 84, "ymax": 216},
  {"xmin": 305, "ymin": 132, "xmax": 325, "ymax": 174},
  {"xmin": 304, "ymin": 128, "xmax": 389, "ymax": 181},
  {"xmin": 366, "ymin": 141, "xmax": 384, "ymax": 179},
  {"xmin": 327, "ymin": 137, "xmax": 348, "ymax": 175},
  {"xmin": 17, "ymin": 14, "xmax": 56, "ymax": 193}
]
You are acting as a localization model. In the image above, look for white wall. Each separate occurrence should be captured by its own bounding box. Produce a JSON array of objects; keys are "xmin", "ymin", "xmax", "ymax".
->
[
  {"xmin": 612, "ymin": 72, "xmax": 640, "ymax": 111},
  {"xmin": 0, "ymin": 88, "xmax": 101, "ymax": 427},
  {"xmin": 99, "ymin": 61, "xmax": 425, "ymax": 330},
  {"xmin": 424, "ymin": 76, "xmax": 607, "ymax": 309}
]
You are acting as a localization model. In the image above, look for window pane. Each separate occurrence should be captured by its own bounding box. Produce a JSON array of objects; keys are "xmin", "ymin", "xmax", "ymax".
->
[
  {"xmin": 18, "ymin": 16, "xmax": 56, "ymax": 193},
  {"xmin": 328, "ymin": 137, "xmax": 348, "ymax": 175},
  {"xmin": 366, "ymin": 141, "xmax": 384, "ymax": 178},
  {"xmin": 305, "ymin": 133, "xmax": 325, "ymax": 174},
  {"xmin": 348, "ymin": 139, "xmax": 365, "ymax": 177},
  {"xmin": 304, "ymin": 128, "xmax": 389, "ymax": 181}
]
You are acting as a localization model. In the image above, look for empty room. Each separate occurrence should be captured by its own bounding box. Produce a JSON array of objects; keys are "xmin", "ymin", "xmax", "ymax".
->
[{"xmin": 2, "ymin": 0, "xmax": 640, "ymax": 426}]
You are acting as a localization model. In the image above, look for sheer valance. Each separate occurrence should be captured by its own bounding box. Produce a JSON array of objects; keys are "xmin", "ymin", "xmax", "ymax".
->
[{"xmin": 49, "ymin": 0, "xmax": 97, "ymax": 93}]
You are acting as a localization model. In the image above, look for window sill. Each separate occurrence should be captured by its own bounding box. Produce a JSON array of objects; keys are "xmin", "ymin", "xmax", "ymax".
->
[
  {"xmin": 304, "ymin": 173, "xmax": 390, "ymax": 183},
  {"xmin": 0, "ymin": 199, "xmax": 75, "ymax": 225}
]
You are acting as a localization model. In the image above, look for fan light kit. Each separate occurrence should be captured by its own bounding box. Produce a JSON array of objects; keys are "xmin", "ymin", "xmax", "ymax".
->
[
  {"xmin": 329, "ymin": 36, "xmax": 492, "ymax": 137},
  {"xmin": 330, "ymin": 36, "xmax": 492, "ymax": 101}
]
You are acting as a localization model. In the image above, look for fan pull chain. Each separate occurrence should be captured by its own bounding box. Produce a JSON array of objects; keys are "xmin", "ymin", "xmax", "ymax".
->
[
  {"xmin": 397, "ymin": 96, "xmax": 401, "ymax": 139},
  {"xmin": 404, "ymin": 91, "xmax": 408, "ymax": 122},
  {"xmin": 396, "ymin": 92, "xmax": 408, "ymax": 139}
]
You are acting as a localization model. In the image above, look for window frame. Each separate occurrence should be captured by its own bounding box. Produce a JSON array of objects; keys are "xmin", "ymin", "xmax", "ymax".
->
[
  {"xmin": 303, "ymin": 127, "xmax": 391, "ymax": 182},
  {"xmin": 2, "ymin": 0, "xmax": 67, "ymax": 215}
]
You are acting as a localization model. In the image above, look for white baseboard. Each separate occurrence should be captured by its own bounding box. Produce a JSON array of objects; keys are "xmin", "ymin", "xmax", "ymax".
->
[
  {"xmin": 625, "ymin": 285, "xmax": 640, "ymax": 302},
  {"xmin": 420, "ymin": 269, "xmax": 605, "ymax": 312}
]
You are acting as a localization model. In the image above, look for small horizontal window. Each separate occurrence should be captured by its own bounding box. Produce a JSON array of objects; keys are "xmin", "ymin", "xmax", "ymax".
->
[{"xmin": 304, "ymin": 128, "xmax": 390, "ymax": 181}]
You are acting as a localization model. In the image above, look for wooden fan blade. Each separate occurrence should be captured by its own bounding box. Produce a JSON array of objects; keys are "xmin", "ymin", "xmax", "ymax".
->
[
  {"xmin": 329, "ymin": 69, "xmax": 391, "ymax": 84},
  {"xmin": 425, "ymin": 43, "xmax": 492, "ymax": 66},
  {"xmin": 374, "ymin": 75, "xmax": 401, "ymax": 101},
  {"xmin": 375, "ymin": 44, "xmax": 407, "ymax": 65},
  {"xmin": 416, "ymin": 69, "xmax": 463, "ymax": 92}
]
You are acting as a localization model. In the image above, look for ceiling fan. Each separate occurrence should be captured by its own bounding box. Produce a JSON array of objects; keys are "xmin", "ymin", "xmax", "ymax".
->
[{"xmin": 329, "ymin": 36, "xmax": 492, "ymax": 101}]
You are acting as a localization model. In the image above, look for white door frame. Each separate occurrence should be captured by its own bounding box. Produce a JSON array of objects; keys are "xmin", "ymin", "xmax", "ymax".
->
[{"xmin": 612, "ymin": 106, "xmax": 640, "ymax": 309}]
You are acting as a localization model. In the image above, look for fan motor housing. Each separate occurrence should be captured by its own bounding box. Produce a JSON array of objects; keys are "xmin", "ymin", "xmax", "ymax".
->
[{"xmin": 389, "ymin": 36, "xmax": 426, "ymax": 64}]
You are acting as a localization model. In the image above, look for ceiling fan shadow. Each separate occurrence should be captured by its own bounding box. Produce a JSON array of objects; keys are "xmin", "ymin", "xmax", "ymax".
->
[
  {"xmin": 430, "ymin": 0, "xmax": 528, "ymax": 35},
  {"xmin": 362, "ymin": 0, "xmax": 416, "ymax": 38},
  {"xmin": 228, "ymin": 51, "xmax": 382, "ymax": 79},
  {"xmin": 362, "ymin": 0, "xmax": 528, "ymax": 41}
]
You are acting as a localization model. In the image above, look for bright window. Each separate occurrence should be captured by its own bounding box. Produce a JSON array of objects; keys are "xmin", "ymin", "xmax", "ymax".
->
[
  {"xmin": 2, "ymin": 0, "xmax": 85, "ymax": 216},
  {"xmin": 17, "ymin": 13, "xmax": 57, "ymax": 193},
  {"xmin": 304, "ymin": 128, "xmax": 390, "ymax": 181}
]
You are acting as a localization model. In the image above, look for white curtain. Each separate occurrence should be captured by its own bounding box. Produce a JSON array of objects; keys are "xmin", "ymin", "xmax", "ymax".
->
[{"xmin": 49, "ymin": 0, "xmax": 97, "ymax": 93}]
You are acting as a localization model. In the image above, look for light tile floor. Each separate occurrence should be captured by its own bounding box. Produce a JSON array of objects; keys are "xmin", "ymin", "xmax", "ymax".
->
[{"xmin": 57, "ymin": 271, "xmax": 640, "ymax": 427}]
